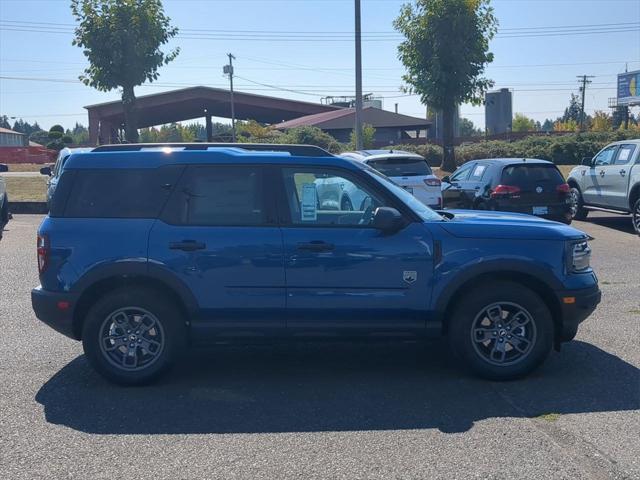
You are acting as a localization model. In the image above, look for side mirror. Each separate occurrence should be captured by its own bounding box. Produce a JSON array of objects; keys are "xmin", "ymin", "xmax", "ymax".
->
[
  {"xmin": 0, "ymin": 164, "xmax": 8, "ymax": 173},
  {"xmin": 581, "ymin": 157, "xmax": 593, "ymax": 167},
  {"xmin": 371, "ymin": 207, "xmax": 404, "ymax": 233},
  {"xmin": 441, "ymin": 175, "xmax": 451, "ymax": 183},
  {"xmin": 40, "ymin": 166, "xmax": 52, "ymax": 176}
]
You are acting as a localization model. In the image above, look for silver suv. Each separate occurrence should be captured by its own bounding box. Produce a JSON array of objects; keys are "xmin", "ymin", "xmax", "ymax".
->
[{"xmin": 567, "ymin": 139, "xmax": 640, "ymax": 235}]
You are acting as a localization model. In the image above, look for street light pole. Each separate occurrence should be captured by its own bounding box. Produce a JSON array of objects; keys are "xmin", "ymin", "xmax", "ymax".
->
[
  {"xmin": 224, "ymin": 53, "xmax": 237, "ymax": 142},
  {"xmin": 354, "ymin": 0, "xmax": 364, "ymax": 150}
]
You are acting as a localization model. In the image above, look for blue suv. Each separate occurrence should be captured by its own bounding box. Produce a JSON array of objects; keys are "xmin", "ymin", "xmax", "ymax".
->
[{"xmin": 31, "ymin": 144, "xmax": 601, "ymax": 385}]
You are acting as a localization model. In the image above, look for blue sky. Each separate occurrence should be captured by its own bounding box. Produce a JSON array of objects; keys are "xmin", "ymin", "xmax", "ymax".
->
[{"xmin": 0, "ymin": 0, "xmax": 639, "ymax": 131}]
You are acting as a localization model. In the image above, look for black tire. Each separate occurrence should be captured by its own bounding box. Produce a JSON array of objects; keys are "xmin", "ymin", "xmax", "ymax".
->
[
  {"xmin": 632, "ymin": 197, "xmax": 640, "ymax": 236},
  {"xmin": 1, "ymin": 195, "xmax": 9, "ymax": 225},
  {"xmin": 570, "ymin": 187, "xmax": 589, "ymax": 221},
  {"xmin": 341, "ymin": 196, "xmax": 354, "ymax": 211},
  {"xmin": 448, "ymin": 281, "xmax": 554, "ymax": 381},
  {"xmin": 82, "ymin": 287, "xmax": 187, "ymax": 386}
]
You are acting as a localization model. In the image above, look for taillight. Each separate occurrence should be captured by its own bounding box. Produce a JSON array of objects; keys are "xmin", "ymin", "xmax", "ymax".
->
[
  {"xmin": 556, "ymin": 183, "xmax": 571, "ymax": 194},
  {"xmin": 37, "ymin": 234, "xmax": 49, "ymax": 274},
  {"xmin": 424, "ymin": 178, "xmax": 441, "ymax": 187},
  {"xmin": 491, "ymin": 185, "xmax": 521, "ymax": 199}
]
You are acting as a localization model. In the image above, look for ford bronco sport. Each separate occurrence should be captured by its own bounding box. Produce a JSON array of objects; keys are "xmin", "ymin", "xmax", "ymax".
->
[{"xmin": 31, "ymin": 144, "xmax": 601, "ymax": 385}]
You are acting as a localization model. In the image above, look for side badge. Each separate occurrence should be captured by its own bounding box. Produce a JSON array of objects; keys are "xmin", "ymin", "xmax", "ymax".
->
[{"xmin": 403, "ymin": 271, "xmax": 417, "ymax": 284}]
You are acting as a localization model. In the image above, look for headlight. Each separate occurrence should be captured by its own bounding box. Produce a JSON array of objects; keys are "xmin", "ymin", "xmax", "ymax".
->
[{"xmin": 566, "ymin": 239, "xmax": 591, "ymax": 272}]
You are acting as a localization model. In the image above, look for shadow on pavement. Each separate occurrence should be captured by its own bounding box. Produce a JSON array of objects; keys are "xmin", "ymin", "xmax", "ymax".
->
[
  {"xmin": 36, "ymin": 340, "xmax": 639, "ymax": 435},
  {"xmin": 579, "ymin": 214, "xmax": 635, "ymax": 235}
]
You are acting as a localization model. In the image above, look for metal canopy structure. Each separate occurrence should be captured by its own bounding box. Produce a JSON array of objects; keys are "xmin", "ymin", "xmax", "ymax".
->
[{"xmin": 84, "ymin": 86, "xmax": 341, "ymax": 145}]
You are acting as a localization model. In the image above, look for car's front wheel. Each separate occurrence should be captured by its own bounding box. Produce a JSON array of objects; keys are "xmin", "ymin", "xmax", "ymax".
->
[
  {"xmin": 448, "ymin": 281, "xmax": 554, "ymax": 380},
  {"xmin": 569, "ymin": 187, "xmax": 589, "ymax": 221},
  {"xmin": 82, "ymin": 287, "xmax": 187, "ymax": 385}
]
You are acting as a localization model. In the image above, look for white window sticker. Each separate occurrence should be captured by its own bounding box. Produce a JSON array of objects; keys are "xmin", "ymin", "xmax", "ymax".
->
[
  {"xmin": 301, "ymin": 183, "xmax": 317, "ymax": 221},
  {"xmin": 618, "ymin": 148, "xmax": 631, "ymax": 162}
]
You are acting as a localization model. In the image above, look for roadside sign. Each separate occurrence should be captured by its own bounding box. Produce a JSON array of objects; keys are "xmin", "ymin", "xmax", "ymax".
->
[{"xmin": 617, "ymin": 70, "xmax": 640, "ymax": 106}]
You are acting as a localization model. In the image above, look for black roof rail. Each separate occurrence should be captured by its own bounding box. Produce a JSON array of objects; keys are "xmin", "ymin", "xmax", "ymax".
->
[{"xmin": 91, "ymin": 142, "xmax": 334, "ymax": 157}]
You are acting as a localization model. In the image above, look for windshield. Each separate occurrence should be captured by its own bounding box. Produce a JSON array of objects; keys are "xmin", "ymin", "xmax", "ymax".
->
[
  {"xmin": 365, "ymin": 168, "xmax": 444, "ymax": 222},
  {"xmin": 366, "ymin": 157, "xmax": 432, "ymax": 177}
]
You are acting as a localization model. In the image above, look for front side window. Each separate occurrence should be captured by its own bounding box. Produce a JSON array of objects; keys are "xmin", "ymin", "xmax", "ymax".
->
[
  {"xmin": 164, "ymin": 165, "xmax": 266, "ymax": 226},
  {"xmin": 594, "ymin": 146, "xmax": 618, "ymax": 166},
  {"xmin": 281, "ymin": 167, "xmax": 386, "ymax": 227},
  {"xmin": 450, "ymin": 163, "xmax": 474, "ymax": 181}
]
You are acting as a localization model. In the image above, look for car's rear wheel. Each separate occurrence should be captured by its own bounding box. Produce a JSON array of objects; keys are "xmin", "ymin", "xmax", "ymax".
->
[
  {"xmin": 448, "ymin": 281, "xmax": 553, "ymax": 380},
  {"xmin": 1, "ymin": 194, "xmax": 9, "ymax": 225},
  {"xmin": 569, "ymin": 187, "xmax": 588, "ymax": 220},
  {"xmin": 82, "ymin": 287, "xmax": 186, "ymax": 385},
  {"xmin": 632, "ymin": 197, "xmax": 640, "ymax": 236}
]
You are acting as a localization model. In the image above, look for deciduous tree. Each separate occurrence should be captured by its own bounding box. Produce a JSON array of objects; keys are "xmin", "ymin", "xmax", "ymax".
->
[
  {"xmin": 394, "ymin": 0, "xmax": 497, "ymax": 171},
  {"xmin": 71, "ymin": 0, "xmax": 179, "ymax": 143}
]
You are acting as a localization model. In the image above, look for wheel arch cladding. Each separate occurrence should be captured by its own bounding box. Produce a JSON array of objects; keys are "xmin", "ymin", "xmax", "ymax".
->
[
  {"xmin": 440, "ymin": 271, "xmax": 562, "ymax": 341},
  {"xmin": 629, "ymin": 182, "xmax": 640, "ymax": 210},
  {"xmin": 72, "ymin": 275, "xmax": 192, "ymax": 340}
]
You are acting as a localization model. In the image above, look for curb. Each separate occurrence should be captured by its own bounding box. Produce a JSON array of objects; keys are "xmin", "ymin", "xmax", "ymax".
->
[{"xmin": 8, "ymin": 202, "xmax": 48, "ymax": 214}]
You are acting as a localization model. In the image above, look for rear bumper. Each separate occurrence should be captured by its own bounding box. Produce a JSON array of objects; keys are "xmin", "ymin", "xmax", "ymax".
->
[
  {"xmin": 492, "ymin": 201, "xmax": 571, "ymax": 220},
  {"xmin": 31, "ymin": 286, "xmax": 79, "ymax": 340},
  {"xmin": 556, "ymin": 284, "xmax": 601, "ymax": 342}
]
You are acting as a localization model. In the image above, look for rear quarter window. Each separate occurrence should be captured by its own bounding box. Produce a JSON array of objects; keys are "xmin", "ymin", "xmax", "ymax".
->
[
  {"xmin": 500, "ymin": 164, "xmax": 564, "ymax": 189},
  {"xmin": 366, "ymin": 157, "xmax": 432, "ymax": 177},
  {"xmin": 62, "ymin": 166, "xmax": 184, "ymax": 218}
]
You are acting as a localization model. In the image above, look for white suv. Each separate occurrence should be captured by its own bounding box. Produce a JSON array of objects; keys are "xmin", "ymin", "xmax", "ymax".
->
[{"xmin": 341, "ymin": 150, "xmax": 442, "ymax": 208}]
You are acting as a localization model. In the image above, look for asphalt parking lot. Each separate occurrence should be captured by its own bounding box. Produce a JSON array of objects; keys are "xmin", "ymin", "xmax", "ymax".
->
[{"xmin": 1, "ymin": 213, "xmax": 638, "ymax": 480}]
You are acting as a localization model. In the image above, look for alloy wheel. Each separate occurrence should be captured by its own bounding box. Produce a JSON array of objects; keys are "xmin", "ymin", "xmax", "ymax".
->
[
  {"xmin": 471, "ymin": 302, "xmax": 537, "ymax": 366},
  {"xmin": 98, "ymin": 307, "xmax": 165, "ymax": 371}
]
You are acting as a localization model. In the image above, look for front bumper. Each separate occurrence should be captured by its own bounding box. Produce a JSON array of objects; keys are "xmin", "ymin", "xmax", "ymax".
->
[
  {"xmin": 31, "ymin": 286, "xmax": 79, "ymax": 340},
  {"xmin": 556, "ymin": 284, "xmax": 601, "ymax": 342}
]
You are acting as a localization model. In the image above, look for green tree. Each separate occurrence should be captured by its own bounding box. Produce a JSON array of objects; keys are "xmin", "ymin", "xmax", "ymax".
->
[
  {"xmin": 281, "ymin": 126, "xmax": 342, "ymax": 153},
  {"xmin": 349, "ymin": 123, "xmax": 376, "ymax": 149},
  {"xmin": 394, "ymin": 0, "xmax": 497, "ymax": 171},
  {"xmin": 46, "ymin": 125, "xmax": 73, "ymax": 151},
  {"xmin": 458, "ymin": 117, "xmax": 482, "ymax": 137},
  {"xmin": 0, "ymin": 115, "xmax": 11, "ymax": 129},
  {"xmin": 562, "ymin": 93, "xmax": 582, "ymax": 123},
  {"xmin": 512, "ymin": 113, "xmax": 537, "ymax": 132},
  {"xmin": 71, "ymin": 0, "xmax": 179, "ymax": 143}
]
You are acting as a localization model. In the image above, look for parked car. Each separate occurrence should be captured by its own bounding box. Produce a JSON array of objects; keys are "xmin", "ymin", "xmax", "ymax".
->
[
  {"xmin": 441, "ymin": 159, "xmax": 573, "ymax": 224},
  {"xmin": 0, "ymin": 163, "xmax": 9, "ymax": 237},
  {"xmin": 40, "ymin": 147, "xmax": 94, "ymax": 208},
  {"xmin": 340, "ymin": 150, "xmax": 442, "ymax": 208},
  {"xmin": 567, "ymin": 140, "xmax": 640, "ymax": 235},
  {"xmin": 32, "ymin": 143, "xmax": 600, "ymax": 385}
]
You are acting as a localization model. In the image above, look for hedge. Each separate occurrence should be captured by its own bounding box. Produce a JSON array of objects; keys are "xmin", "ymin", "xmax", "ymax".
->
[{"xmin": 392, "ymin": 130, "xmax": 639, "ymax": 168}]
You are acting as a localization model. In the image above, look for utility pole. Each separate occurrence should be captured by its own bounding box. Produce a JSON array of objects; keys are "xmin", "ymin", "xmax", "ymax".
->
[
  {"xmin": 354, "ymin": 0, "xmax": 364, "ymax": 149},
  {"xmin": 577, "ymin": 74, "xmax": 595, "ymax": 131},
  {"xmin": 224, "ymin": 53, "xmax": 237, "ymax": 142}
]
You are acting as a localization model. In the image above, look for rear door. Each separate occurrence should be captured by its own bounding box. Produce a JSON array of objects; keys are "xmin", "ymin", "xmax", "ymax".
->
[
  {"xmin": 603, "ymin": 144, "xmax": 636, "ymax": 210},
  {"xmin": 582, "ymin": 145, "xmax": 618, "ymax": 206},
  {"xmin": 148, "ymin": 164, "xmax": 286, "ymax": 338}
]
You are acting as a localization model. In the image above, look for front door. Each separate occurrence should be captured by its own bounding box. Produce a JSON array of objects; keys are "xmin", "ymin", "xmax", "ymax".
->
[
  {"xmin": 442, "ymin": 162, "xmax": 475, "ymax": 208},
  {"xmin": 148, "ymin": 164, "xmax": 285, "ymax": 339},
  {"xmin": 277, "ymin": 166, "xmax": 434, "ymax": 336}
]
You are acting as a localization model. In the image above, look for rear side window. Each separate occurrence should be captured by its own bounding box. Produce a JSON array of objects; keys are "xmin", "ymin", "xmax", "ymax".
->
[
  {"xmin": 162, "ymin": 165, "xmax": 267, "ymax": 226},
  {"xmin": 366, "ymin": 157, "xmax": 432, "ymax": 177},
  {"xmin": 501, "ymin": 164, "xmax": 564, "ymax": 189},
  {"xmin": 63, "ymin": 166, "xmax": 183, "ymax": 218}
]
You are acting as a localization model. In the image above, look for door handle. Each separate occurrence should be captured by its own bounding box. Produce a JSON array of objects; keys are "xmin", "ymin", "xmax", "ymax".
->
[
  {"xmin": 169, "ymin": 240, "xmax": 206, "ymax": 251},
  {"xmin": 297, "ymin": 241, "xmax": 335, "ymax": 252},
  {"xmin": 620, "ymin": 169, "xmax": 626, "ymax": 176}
]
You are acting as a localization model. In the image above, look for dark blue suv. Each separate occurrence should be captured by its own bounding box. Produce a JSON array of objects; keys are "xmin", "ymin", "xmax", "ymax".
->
[{"xmin": 31, "ymin": 144, "xmax": 601, "ymax": 385}]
